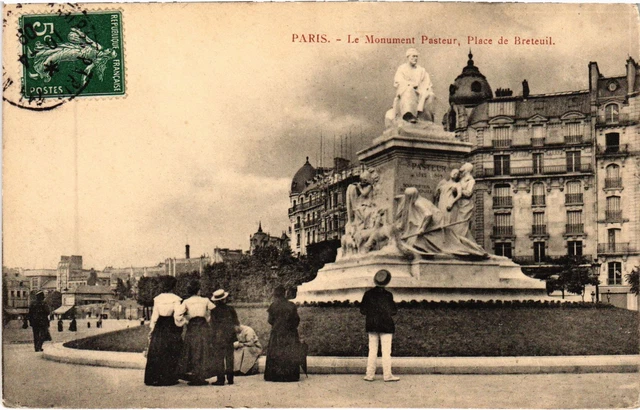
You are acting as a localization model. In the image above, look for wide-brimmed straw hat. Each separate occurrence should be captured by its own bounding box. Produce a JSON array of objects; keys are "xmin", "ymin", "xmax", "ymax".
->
[
  {"xmin": 374, "ymin": 270, "xmax": 392, "ymax": 287},
  {"xmin": 211, "ymin": 289, "xmax": 229, "ymax": 301}
]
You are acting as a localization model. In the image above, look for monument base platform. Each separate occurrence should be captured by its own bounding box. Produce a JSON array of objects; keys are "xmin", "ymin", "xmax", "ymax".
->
[{"xmin": 294, "ymin": 254, "xmax": 549, "ymax": 303}]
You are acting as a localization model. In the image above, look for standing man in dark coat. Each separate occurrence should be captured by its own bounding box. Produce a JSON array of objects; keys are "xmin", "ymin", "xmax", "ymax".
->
[
  {"xmin": 264, "ymin": 286, "xmax": 301, "ymax": 382},
  {"xmin": 360, "ymin": 269, "xmax": 399, "ymax": 382},
  {"xmin": 210, "ymin": 289, "xmax": 239, "ymax": 386},
  {"xmin": 27, "ymin": 291, "xmax": 51, "ymax": 352}
]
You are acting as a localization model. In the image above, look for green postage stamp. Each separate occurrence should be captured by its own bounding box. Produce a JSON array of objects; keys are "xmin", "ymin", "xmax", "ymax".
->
[{"xmin": 19, "ymin": 11, "xmax": 125, "ymax": 99}]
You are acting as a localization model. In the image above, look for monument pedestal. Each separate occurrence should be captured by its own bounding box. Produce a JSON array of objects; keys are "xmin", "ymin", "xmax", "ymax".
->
[
  {"xmin": 356, "ymin": 128, "xmax": 472, "ymax": 212},
  {"xmin": 295, "ymin": 254, "xmax": 548, "ymax": 303}
]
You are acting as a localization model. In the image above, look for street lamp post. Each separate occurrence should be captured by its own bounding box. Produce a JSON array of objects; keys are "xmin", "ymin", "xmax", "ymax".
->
[{"xmin": 591, "ymin": 261, "xmax": 602, "ymax": 302}]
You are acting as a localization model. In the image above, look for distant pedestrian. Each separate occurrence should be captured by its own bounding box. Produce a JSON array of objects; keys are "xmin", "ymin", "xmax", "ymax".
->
[
  {"xmin": 209, "ymin": 289, "xmax": 239, "ymax": 386},
  {"xmin": 27, "ymin": 291, "xmax": 52, "ymax": 352},
  {"xmin": 175, "ymin": 280, "xmax": 215, "ymax": 386},
  {"xmin": 57, "ymin": 319, "xmax": 63, "ymax": 332},
  {"xmin": 145, "ymin": 276, "xmax": 183, "ymax": 387},
  {"xmin": 69, "ymin": 317, "xmax": 77, "ymax": 332},
  {"xmin": 264, "ymin": 286, "xmax": 301, "ymax": 382},
  {"xmin": 87, "ymin": 321, "xmax": 91, "ymax": 328},
  {"xmin": 360, "ymin": 269, "xmax": 399, "ymax": 382},
  {"xmin": 97, "ymin": 318, "xmax": 103, "ymax": 328}
]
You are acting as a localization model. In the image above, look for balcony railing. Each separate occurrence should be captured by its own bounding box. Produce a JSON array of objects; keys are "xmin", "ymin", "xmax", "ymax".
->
[
  {"xmin": 564, "ymin": 135, "xmax": 583, "ymax": 144},
  {"xmin": 605, "ymin": 210, "xmax": 623, "ymax": 223},
  {"xmin": 511, "ymin": 167, "xmax": 533, "ymax": 176},
  {"xmin": 493, "ymin": 226, "xmax": 514, "ymax": 237},
  {"xmin": 513, "ymin": 256, "xmax": 550, "ymax": 265},
  {"xmin": 492, "ymin": 139, "xmax": 512, "ymax": 148},
  {"xmin": 482, "ymin": 164, "xmax": 592, "ymax": 178},
  {"xmin": 597, "ymin": 242, "xmax": 635, "ymax": 254},
  {"xmin": 547, "ymin": 163, "xmax": 592, "ymax": 174},
  {"xmin": 604, "ymin": 177, "xmax": 622, "ymax": 189},
  {"xmin": 597, "ymin": 144, "xmax": 629, "ymax": 156},
  {"xmin": 492, "ymin": 196, "xmax": 513, "ymax": 208},
  {"xmin": 531, "ymin": 138, "xmax": 545, "ymax": 147},
  {"xmin": 532, "ymin": 195, "xmax": 546, "ymax": 206},
  {"xmin": 565, "ymin": 224, "xmax": 584, "ymax": 234},
  {"xmin": 294, "ymin": 223, "xmax": 301, "ymax": 229},
  {"xmin": 301, "ymin": 198, "xmax": 324, "ymax": 211},
  {"xmin": 565, "ymin": 193, "xmax": 583, "ymax": 205},
  {"xmin": 532, "ymin": 224, "xmax": 547, "ymax": 235},
  {"xmin": 288, "ymin": 204, "xmax": 300, "ymax": 214},
  {"xmin": 483, "ymin": 168, "xmax": 511, "ymax": 177}
]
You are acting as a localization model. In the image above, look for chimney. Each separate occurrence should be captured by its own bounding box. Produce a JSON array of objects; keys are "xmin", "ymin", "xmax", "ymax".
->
[
  {"xmin": 522, "ymin": 80, "xmax": 530, "ymax": 98},
  {"xmin": 185, "ymin": 244, "xmax": 190, "ymax": 259}
]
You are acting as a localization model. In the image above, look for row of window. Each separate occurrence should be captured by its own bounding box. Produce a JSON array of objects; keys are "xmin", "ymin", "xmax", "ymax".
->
[
  {"xmin": 493, "ymin": 211, "xmax": 586, "ymax": 233},
  {"xmin": 495, "ymin": 242, "xmax": 623, "ymax": 285},
  {"xmin": 9, "ymin": 290, "xmax": 29, "ymax": 298},
  {"xmin": 491, "ymin": 151, "xmax": 586, "ymax": 176},
  {"xmin": 292, "ymin": 191, "xmax": 346, "ymax": 211},
  {"xmin": 493, "ymin": 122, "xmax": 584, "ymax": 144},
  {"xmin": 494, "ymin": 180, "xmax": 622, "ymax": 213},
  {"xmin": 494, "ymin": 240, "xmax": 584, "ymax": 259}
]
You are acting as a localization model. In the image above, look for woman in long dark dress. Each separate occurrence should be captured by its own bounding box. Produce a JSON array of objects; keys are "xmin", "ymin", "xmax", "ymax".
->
[
  {"xmin": 264, "ymin": 286, "xmax": 300, "ymax": 382},
  {"xmin": 144, "ymin": 276, "xmax": 183, "ymax": 386},
  {"xmin": 175, "ymin": 280, "xmax": 216, "ymax": 386}
]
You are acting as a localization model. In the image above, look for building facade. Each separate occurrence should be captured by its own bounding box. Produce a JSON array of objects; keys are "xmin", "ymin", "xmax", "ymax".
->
[
  {"xmin": 444, "ymin": 53, "xmax": 639, "ymax": 309},
  {"xmin": 591, "ymin": 58, "xmax": 640, "ymax": 309},
  {"xmin": 3, "ymin": 271, "xmax": 31, "ymax": 316},
  {"xmin": 288, "ymin": 156, "xmax": 365, "ymax": 255},
  {"xmin": 249, "ymin": 223, "xmax": 289, "ymax": 254},
  {"xmin": 213, "ymin": 247, "xmax": 245, "ymax": 263},
  {"xmin": 56, "ymin": 255, "xmax": 83, "ymax": 291},
  {"xmin": 22, "ymin": 269, "xmax": 57, "ymax": 294}
]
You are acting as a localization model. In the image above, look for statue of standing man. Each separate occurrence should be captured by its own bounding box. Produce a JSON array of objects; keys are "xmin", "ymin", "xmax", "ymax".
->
[{"xmin": 392, "ymin": 48, "xmax": 435, "ymax": 123}]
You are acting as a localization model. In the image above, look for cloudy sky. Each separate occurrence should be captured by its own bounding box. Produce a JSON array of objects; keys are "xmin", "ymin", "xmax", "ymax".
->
[{"xmin": 3, "ymin": 3, "xmax": 638, "ymax": 269}]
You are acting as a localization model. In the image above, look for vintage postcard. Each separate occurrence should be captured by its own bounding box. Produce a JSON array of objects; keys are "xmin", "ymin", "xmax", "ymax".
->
[{"xmin": 2, "ymin": 2, "xmax": 639, "ymax": 408}]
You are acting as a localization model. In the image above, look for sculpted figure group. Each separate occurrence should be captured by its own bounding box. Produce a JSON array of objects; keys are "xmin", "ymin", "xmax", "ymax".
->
[
  {"xmin": 340, "ymin": 163, "xmax": 488, "ymax": 260},
  {"xmin": 342, "ymin": 169, "xmax": 395, "ymax": 256}
]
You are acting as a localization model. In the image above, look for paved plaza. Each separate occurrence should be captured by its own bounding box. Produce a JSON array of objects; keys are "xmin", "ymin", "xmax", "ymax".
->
[
  {"xmin": 2, "ymin": 342, "xmax": 638, "ymax": 409},
  {"xmin": 3, "ymin": 319, "xmax": 639, "ymax": 408}
]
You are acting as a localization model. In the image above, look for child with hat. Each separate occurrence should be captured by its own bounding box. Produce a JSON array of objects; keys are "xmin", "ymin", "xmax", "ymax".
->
[
  {"xmin": 210, "ymin": 289, "xmax": 239, "ymax": 386},
  {"xmin": 359, "ymin": 269, "xmax": 399, "ymax": 382}
]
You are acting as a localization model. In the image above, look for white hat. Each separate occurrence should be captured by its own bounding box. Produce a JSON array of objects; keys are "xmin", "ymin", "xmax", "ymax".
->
[{"xmin": 211, "ymin": 289, "xmax": 229, "ymax": 301}]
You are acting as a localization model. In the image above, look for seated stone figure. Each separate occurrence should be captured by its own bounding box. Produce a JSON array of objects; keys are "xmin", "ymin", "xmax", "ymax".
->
[{"xmin": 386, "ymin": 48, "xmax": 435, "ymax": 126}]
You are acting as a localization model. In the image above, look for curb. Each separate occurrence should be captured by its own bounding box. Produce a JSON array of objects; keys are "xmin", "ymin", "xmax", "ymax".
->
[{"xmin": 42, "ymin": 343, "xmax": 640, "ymax": 374}]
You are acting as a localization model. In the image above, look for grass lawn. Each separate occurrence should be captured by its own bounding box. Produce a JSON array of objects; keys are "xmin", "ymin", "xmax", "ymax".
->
[{"xmin": 64, "ymin": 305, "xmax": 639, "ymax": 356}]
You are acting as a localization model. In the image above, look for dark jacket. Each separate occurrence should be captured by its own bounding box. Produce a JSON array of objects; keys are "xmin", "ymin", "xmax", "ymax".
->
[
  {"xmin": 360, "ymin": 286, "xmax": 397, "ymax": 334},
  {"xmin": 210, "ymin": 304, "xmax": 239, "ymax": 346},
  {"xmin": 27, "ymin": 300, "xmax": 50, "ymax": 328}
]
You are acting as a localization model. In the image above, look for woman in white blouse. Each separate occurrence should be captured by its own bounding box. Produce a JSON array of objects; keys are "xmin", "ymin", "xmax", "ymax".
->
[
  {"xmin": 144, "ymin": 276, "xmax": 183, "ymax": 386},
  {"xmin": 174, "ymin": 279, "xmax": 216, "ymax": 385}
]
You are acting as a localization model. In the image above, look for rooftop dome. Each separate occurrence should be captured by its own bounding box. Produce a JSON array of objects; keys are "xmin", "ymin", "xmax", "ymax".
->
[
  {"xmin": 291, "ymin": 157, "xmax": 316, "ymax": 194},
  {"xmin": 449, "ymin": 51, "xmax": 493, "ymax": 107}
]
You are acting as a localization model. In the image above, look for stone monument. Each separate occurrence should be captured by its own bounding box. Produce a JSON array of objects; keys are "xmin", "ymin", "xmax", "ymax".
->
[{"xmin": 295, "ymin": 50, "xmax": 547, "ymax": 303}]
